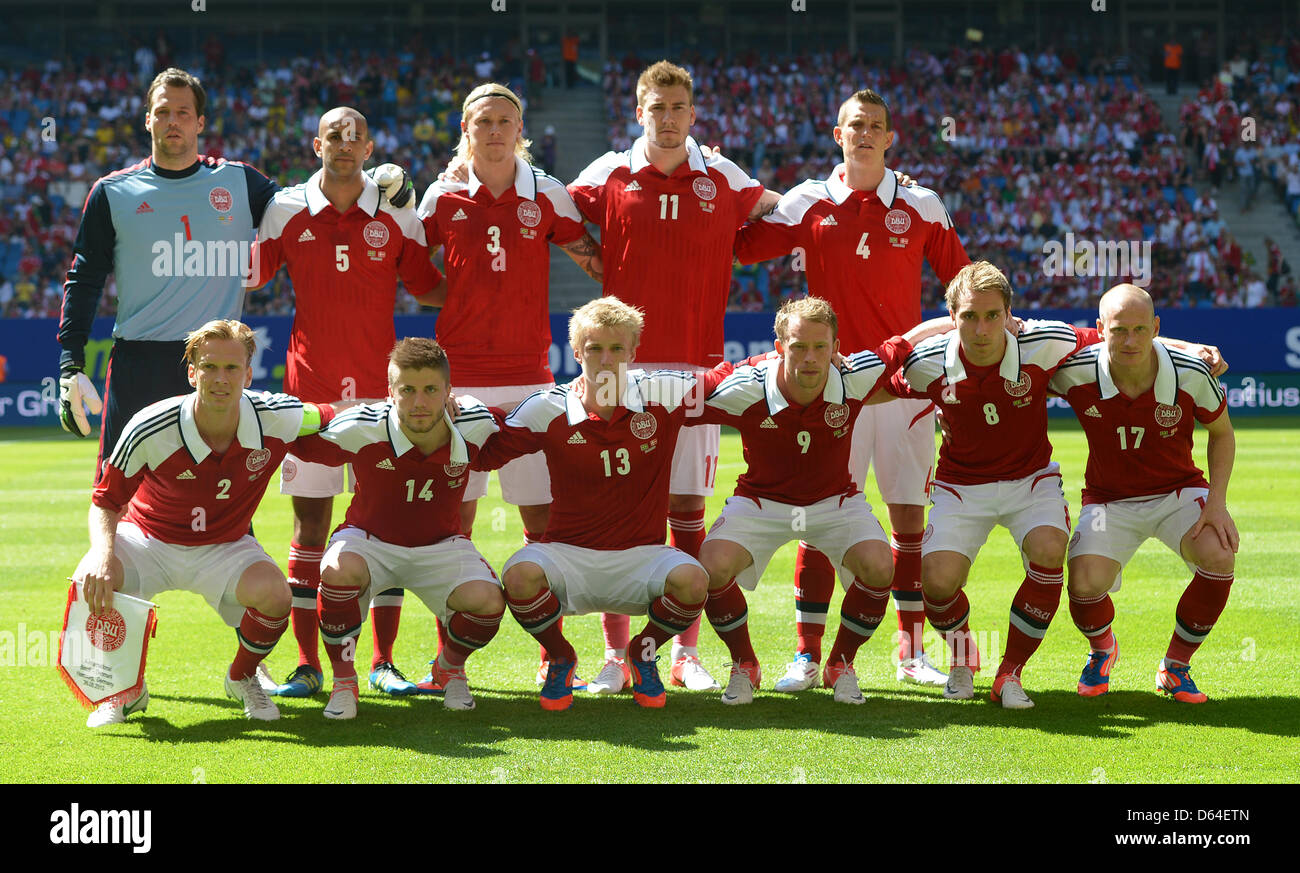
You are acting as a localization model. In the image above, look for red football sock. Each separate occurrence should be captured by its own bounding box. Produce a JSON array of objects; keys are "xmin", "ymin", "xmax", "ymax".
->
[
  {"xmin": 368, "ymin": 588, "xmax": 403, "ymax": 670},
  {"xmin": 826, "ymin": 579, "xmax": 891, "ymax": 666},
  {"xmin": 924, "ymin": 589, "xmax": 980, "ymax": 670},
  {"xmin": 508, "ymin": 588, "xmax": 575, "ymax": 663},
  {"xmin": 794, "ymin": 542, "xmax": 835, "ymax": 661},
  {"xmin": 890, "ymin": 532, "xmax": 926, "ymax": 660},
  {"xmin": 705, "ymin": 579, "xmax": 757, "ymax": 664},
  {"xmin": 668, "ymin": 509, "xmax": 706, "ymax": 652},
  {"xmin": 631, "ymin": 591, "xmax": 704, "ymax": 661},
  {"xmin": 230, "ymin": 607, "xmax": 289, "ymax": 680},
  {"xmin": 997, "ymin": 563, "xmax": 1063, "ymax": 678},
  {"xmin": 601, "ymin": 613, "xmax": 630, "ymax": 656},
  {"xmin": 443, "ymin": 609, "xmax": 505, "ymax": 668},
  {"xmin": 1068, "ymin": 589, "xmax": 1116, "ymax": 653},
  {"xmin": 1166, "ymin": 567, "xmax": 1234, "ymax": 664},
  {"xmin": 287, "ymin": 541, "xmax": 324, "ymax": 669},
  {"xmin": 318, "ymin": 580, "xmax": 365, "ymax": 679}
]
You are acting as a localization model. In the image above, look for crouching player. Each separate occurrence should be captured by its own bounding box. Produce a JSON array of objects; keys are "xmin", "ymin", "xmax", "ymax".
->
[
  {"xmin": 695, "ymin": 297, "xmax": 952, "ymax": 704},
  {"xmin": 1051, "ymin": 284, "xmax": 1237, "ymax": 702},
  {"xmin": 476, "ymin": 297, "xmax": 736, "ymax": 710},
  {"xmin": 72, "ymin": 320, "xmax": 339, "ymax": 727},
  {"xmin": 290, "ymin": 338, "xmax": 504, "ymax": 715}
]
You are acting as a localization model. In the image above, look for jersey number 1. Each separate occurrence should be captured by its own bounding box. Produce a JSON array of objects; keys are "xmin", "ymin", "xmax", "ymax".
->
[{"xmin": 659, "ymin": 194, "xmax": 679, "ymax": 220}]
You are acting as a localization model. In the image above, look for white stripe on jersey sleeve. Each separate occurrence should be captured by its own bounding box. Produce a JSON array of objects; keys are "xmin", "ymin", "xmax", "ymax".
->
[
  {"xmin": 110, "ymin": 397, "xmax": 186, "ymax": 478},
  {"xmin": 318, "ymin": 402, "xmax": 391, "ymax": 454},
  {"xmin": 1048, "ymin": 345, "xmax": 1102, "ymax": 394},
  {"xmin": 257, "ymin": 185, "xmax": 310, "ymax": 241},
  {"xmin": 453, "ymin": 394, "xmax": 500, "ymax": 447},
  {"xmin": 1168, "ymin": 349, "xmax": 1227, "ymax": 409},
  {"xmin": 702, "ymin": 151, "xmax": 763, "ymax": 193},
  {"xmin": 380, "ymin": 200, "xmax": 430, "ymax": 246},
  {"xmin": 535, "ymin": 172, "xmax": 585, "ymax": 223},
  {"xmin": 570, "ymin": 150, "xmax": 626, "ymax": 191},
  {"xmin": 1017, "ymin": 320, "xmax": 1085, "ymax": 370},
  {"xmin": 249, "ymin": 390, "xmax": 306, "ymax": 443},
  {"xmin": 505, "ymin": 387, "xmax": 567, "ymax": 432},
  {"xmin": 705, "ymin": 363, "xmax": 768, "ymax": 415},
  {"xmin": 894, "ymin": 184, "xmax": 956, "ymax": 229},
  {"xmin": 762, "ymin": 179, "xmax": 827, "ymax": 228},
  {"xmin": 900, "ymin": 336, "xmax": 947, "ymax": 393},
  {"xmin": 417, "ymin": 179, "xmax": 468, "ymax": 221},
  {"xmin": 635, "ymin": 369, "xmax": 699, "ymax": 413},
  {"xmin": 840, "ymin": 350, "xmax": 888, "ymax": 400}
]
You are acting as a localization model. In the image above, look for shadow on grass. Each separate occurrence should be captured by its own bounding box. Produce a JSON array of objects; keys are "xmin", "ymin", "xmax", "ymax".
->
[{"xmin": 111, "ymin": 683, "xmax": 1300, "ymax": 759}]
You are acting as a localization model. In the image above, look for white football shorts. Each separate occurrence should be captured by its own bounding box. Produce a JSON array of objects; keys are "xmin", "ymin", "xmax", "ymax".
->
[
  {"xmin": 323, "ymin": 528, "xmax": 500, "ymax": 622},
  {"xmin": 462, "ymin": 383, "xmax": 553, "ymax": 506},
  {"xmin": 642, "ymin": 362, "xmax": 720, "ymax": 497},
  {"xmin": 703, "ymin": 494, "xmax": 888, "ymax": 591},
  {"xmin": 1068, "ymin": 488, "xmax": 1208, "ymax": 579},
  {"xmin": 113, "ymin": 521, "xmax": 276, "ymax": 627},
  {"xmin": 923, "ymin": 462, "xmax": 1071, "ymax": 564},
  {"xmin": 848, "ymin": 397, "xmax": 936, "ymax": 505},
  {"xmin": 279, "ymin": 452, "xmax": 355, "ymax": 498},
  {"xmin": 502, "ymin": 542, "xmax": 703, "ymax": 617}
]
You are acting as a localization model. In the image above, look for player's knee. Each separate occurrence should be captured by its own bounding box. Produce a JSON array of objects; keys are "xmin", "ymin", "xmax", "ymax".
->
[
  {"xmin": 666, "ymin": 565, "xmax": 708, "ymax": 604},
  {"xmin": 1022, "ymin": 529, "xmax": 1068, "ymax": 568},
  {"xmin": 848, "ymin": 542, "xmax": 894, "ymax": 588},
  {"xmin": 452, "ymin": 579, "xmax": 505, "ymax": 614},
  {"xmin": 502, "ymin": 563, "xmax": 545, "ymax": 599},
  {"xmin": 243, "ymin": 569, "xmax": 291, "ymax": 617},
  {"xmin": 668, "ymin": 493, "xmax": 706, "ymax": 513},
  {"xmin": 321, "ymin": 553, "xmax": 368, "ymax": 589},
  {"xmin": 1195, "ymin": 549, "xmax": 1235, "ymax": 577}
]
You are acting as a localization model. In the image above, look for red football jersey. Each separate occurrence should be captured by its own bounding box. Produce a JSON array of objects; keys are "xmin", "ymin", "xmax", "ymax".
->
[
  {"xmin": 419, "ymin": 156, "xmax": 587, "ymax": 386},
  {"xmin": 890, "ymin": 321, "xmax": 1094, "ymax": 485},
  {"xmin": 93, "ymin": 391, "xmax": 332, "ymax": 545},
  {"xmin": 568, "ymin": 136, "xmax": 764, "ymax": 366},
  {"xmin": 475, "ymin": 365, "xmax": 731, "ymax": 549},
  {"xmin": 735, "ymin": 166, "xmax": 970, "ymax": 349},
  {"xmin": 251, "ymin": 170, "xmax": 441, "ymax": 403},
  {"xmin": 1050, "ymin": 342, "xmax": 1226, "ymax": 504},
  {"xmin": 291, "ymin": 395, "xmax": 498, "ymax": 546},
  {"xmin": 699, "ymin": 338, "xmax": 910, "ymax": 504}
]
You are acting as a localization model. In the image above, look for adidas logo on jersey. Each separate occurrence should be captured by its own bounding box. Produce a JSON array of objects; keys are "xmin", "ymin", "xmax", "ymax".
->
[
  {"xmin": 819, "ymin": 214, "xmax": 838, "ymax": 226},
  {"xmin": 567, "ymin": 432, "xmax": 587, "ymax": 445},
  {"xmin": 297, "ymin": 228, "xmax": 316, "ymax": 242},
  {"xmin": 625, "ymin": 181, "xmax": 642, "ymax": 192},
  {"xmin": 175, "ymin": 470, "xmax": 196, "ymax": 480},
  {"xmin": 1085, "ymin": 405, "xmax": 1102, "ymax": 418},
  {"xmin": 375, "ymin": 458, "xmax": 396, "ymax": 470},
  {"xmin": 136, "ymin": 201, "xmax": 154, "ymax": 214},
  {"xmin": 452, "ymin": 208, "xmax": 468, "ymax": 221},
  {"xmin": 760, "ymin": 416, "xmax": 778, "ymax": 429}
]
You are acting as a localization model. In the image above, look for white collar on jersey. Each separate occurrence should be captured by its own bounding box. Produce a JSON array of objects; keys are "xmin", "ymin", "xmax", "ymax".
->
[
  {"xmin": 943, "ymin": 328, "xmax": 1022, "ymax": 385},
  {"xmin": 179, "ymin": 391, "xmax": 264, "ymax": 464},
  {"xmin": 564, "ymin": 372, "xmax": 646, "ymax": 425},
  {"xmin": 629, "ymin": 135, "xmax": 708, "ymax": 175},
  {"xmin": 384, "ymin": 402, "xmax": 470, "ymax": 462},
  {"xmin": 467, "ymin": 154, "xmax": 538, "ymax": 200},
  {"xmin": 763, "ymin": 357, "xmax": 847, "ymax": 414},
  {"xmin": 824, "ymin": 162, "xmax": 898, "ymax": 208},
  {"xmin": 1096, "ymin": 339, "xmax": 1178, "ymax": 404},
  {"xmin": 304, "ymin": 168, "xmax": 381, "ymax": 217}
]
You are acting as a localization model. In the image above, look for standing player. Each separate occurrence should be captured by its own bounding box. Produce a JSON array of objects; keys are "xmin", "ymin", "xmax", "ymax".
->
[
  {"xmin": 474, "ymin": 298, "xmax": 737, "ymax": 710},
  {"xmin": 58, "ymin": 69, "xmax": 277, "ymax": 481},
  {"xmin": 735, "ymin": 89, "xmax": 970, "ymax": 692},
  {"xmin": 1051, "ymin": 285, "xmax": 1236, "ymax": 702},
  {"xmin": 249, "ymin": 107, "xmax": 442, "ymax": 699},
  {"xmin": 291, "ymin": 338, "xmax": 504, "ymax": 715},
  {"xmin": 72, "ymin": 320, "xmax": 338, "ymax": 727},
  {"xmin": 416, "ymin": 82, "xmax": 601, "ymax": 691},
  {"xmin": 695, "ymin": 298, "xmax": 951, "ymax": 704},
  {"xmin": 566, "ymin": 60, "xmax": 778, "ymax": 693},
  {"xmin": 890, "ymin": 262, "xmax": 1096, "ymax": 709}
]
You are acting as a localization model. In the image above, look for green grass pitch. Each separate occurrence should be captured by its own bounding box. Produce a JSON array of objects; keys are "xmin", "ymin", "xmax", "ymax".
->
[{"xmin": 2, "ymin": 420, "xmax": 1297, "ymax": 784}]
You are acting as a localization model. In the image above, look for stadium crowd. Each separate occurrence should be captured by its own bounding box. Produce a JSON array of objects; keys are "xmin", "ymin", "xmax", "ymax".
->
[{"xmin": 2, "ymin": 36, "xmax": 1298, "ymax": 320}]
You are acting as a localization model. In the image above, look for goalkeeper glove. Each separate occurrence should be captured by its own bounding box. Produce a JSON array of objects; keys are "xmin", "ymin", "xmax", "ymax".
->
[
  {"xmin": 370, "ymin": 163, "xmax": 415, "ymax": 209},
  {"xmin": 59, "ymin": 365, "xmax": 102, "ymax": 437}
]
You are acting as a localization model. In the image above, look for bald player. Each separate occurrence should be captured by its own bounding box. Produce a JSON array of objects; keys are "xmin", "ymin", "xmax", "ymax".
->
[
  {"xmin": 249, "ymin": 106, "xmax": 443, "ymax": 698},
  {"xmin": 1050, "ymin": 284, "xmax": 1237, "ymax": 703}
]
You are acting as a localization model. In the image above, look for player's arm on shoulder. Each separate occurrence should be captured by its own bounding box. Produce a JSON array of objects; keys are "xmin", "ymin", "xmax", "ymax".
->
[
  {"xmin": 903, "ymin": 315, "xmax": 957, "ymax": 346},
  {"xmin": 243, "ymin": 162, "xmax": 280, "ymax": 227},
  {"xmin": 559, "ymin": 232, "xmax": 603, "ymax": 283},
  {"xmin": 1156, "ymin": 336, "xmax": 1228, "ymax": 377},
  {"xmin": 1190, "ymin": 410, "xmax": 1238, "ymax": 553},
  {"xmin": 747, "ymin": 188, "xmax": 782, "ymax": 221}
]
